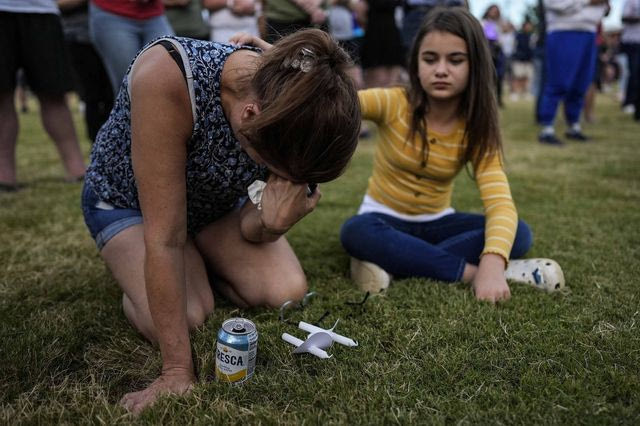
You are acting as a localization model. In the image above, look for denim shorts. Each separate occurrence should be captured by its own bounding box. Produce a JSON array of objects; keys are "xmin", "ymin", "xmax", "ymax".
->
[{"xmin": 81, "ymin": 182, "xmax": 143, "ymax": 250}]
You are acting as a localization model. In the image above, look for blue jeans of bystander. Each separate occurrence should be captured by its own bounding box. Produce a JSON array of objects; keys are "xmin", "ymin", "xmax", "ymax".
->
[{"xmin": 89, "ymin": 2, "xmax": 174, "ymax": 95}]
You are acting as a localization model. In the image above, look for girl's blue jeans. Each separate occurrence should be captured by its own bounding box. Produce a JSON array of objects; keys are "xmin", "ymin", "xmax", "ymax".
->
[{"xmin": 340, "ymin": 212, "xmax": 533, "ymax": 283}]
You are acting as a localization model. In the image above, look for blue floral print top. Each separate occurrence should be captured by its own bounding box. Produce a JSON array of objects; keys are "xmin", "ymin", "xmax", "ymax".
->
[{"xmin": 86, "ymin": 37, "xmax": 267, "ymax": 234}]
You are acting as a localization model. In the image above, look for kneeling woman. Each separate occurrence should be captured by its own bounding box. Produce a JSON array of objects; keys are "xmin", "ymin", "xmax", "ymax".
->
[{"xmin": 82, "ymin": 30, "xmax": 360, "ymax": 413}]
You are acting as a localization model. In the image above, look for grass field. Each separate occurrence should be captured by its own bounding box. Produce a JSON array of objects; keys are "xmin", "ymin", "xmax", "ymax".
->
[{"xmin": 1, "ymin": 94, "xmax": 639, "ymax": 424}]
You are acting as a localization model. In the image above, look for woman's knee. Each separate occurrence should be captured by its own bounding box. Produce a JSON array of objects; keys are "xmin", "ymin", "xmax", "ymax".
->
[{"xmin": 260, "ymin": 271, "xmax": 308, "ymax": 308}]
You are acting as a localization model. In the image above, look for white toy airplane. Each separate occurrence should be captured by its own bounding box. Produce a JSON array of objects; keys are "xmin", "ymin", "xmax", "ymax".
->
[{"xmin": 281, "ymin": 320, "xmax": 358, "ymax": 359}]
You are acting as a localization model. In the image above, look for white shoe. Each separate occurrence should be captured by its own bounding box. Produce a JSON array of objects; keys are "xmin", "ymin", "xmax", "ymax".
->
[
  {"xmin": 505, "ymin": 258, "xmax": 565, "ymax": 292},
  {"xmin": 622, "ymin": 104, "xmax": 635, "ymax": 115},
  {"xmin": 350, "ymin": 258, "xmax": 391, "ymax": 293}
]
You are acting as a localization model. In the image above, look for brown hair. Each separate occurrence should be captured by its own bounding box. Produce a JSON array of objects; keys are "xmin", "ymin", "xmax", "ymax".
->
[
  {"xmin": 406, "ymin": 7, "xmax": 502, "ymax": 173},
  {"xmin": 242, "ymin": 29, "xmax": 361, "ymax": 183}
]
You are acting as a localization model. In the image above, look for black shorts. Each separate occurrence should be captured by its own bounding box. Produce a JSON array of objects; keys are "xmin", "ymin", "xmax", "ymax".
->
[{"xmin": 0, "ymin": 11, "xmax": 74, "ymax": 94}]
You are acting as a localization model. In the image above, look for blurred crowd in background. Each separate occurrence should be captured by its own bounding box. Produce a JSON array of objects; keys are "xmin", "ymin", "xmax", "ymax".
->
[{"xmin": 1, "ymin": 0, "xmax": 639, "ymax": 190}]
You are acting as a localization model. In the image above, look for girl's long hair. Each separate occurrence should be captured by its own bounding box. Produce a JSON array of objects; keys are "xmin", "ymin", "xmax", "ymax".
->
[{"xmin": 406, "ymin": 6, "xmax": 502, "ymax": 173}]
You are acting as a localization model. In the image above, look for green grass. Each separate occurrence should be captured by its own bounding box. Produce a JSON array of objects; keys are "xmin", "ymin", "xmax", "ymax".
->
[{"xmin": 1, "ymin": 94, "xmax": 639, "ymax": 424}]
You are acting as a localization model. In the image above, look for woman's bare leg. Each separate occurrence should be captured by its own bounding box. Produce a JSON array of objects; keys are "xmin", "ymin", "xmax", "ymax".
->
[
  {"xmin": 100, "ymin": 224, "xmax": 214, "ymax": 342},
  {"xmin": 195, "ymin": 208, "xmax": 308, "ymax": 308}
]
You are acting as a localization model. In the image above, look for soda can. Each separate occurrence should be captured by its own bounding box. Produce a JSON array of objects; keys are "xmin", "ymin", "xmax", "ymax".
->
[{"xmin": 215, "ymin": 317, "xmax": 258, "ymax": 383}]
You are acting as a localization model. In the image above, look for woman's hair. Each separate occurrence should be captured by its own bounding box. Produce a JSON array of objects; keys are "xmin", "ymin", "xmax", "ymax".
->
[
  {"xmin": 482, "ymin": 4, "xmax": 501, "ymax": 20},
  {"xmin": 242, "ymin": 29, "xmax": 361, "ymax": 183},
  {"xmin": 405, "ymin": 7, "xmax": 502, "ymax": 173}
]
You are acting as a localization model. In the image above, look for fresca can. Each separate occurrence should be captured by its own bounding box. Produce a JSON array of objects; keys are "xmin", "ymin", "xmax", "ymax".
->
[{"xmin": 215, "ymin": 317, "xmax": 258, "ymax": 383}]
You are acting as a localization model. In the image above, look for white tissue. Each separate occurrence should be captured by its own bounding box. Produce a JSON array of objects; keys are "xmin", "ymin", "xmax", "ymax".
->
[{"xmin": 247, "ymin": 179, "xmax": 267, "ymax": 209}]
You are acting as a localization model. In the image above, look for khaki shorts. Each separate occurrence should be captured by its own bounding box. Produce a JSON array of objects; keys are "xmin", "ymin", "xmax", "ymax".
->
[{"xmin": 512, "ymin": 61, "xmax": 534, "ymax": 80}]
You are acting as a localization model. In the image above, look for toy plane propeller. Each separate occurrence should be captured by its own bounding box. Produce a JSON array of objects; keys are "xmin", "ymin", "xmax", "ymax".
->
[{"xmin": 282, "ymin": 319, "xmax": 358, "ymax": 359}]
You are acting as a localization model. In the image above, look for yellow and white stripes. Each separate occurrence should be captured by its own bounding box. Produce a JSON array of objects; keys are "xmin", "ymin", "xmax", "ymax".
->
[{"xmin": 359, "ymin": 87, "xmax": 518, "ymax": 262}]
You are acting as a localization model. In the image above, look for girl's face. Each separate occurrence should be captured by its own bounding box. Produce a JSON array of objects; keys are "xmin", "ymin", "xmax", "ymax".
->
[
  {"xmin": 417, "ymin": 30, "xmax": 469, "ymax": 104},
  {"xmin": 487, "ymin": 6, "xmax": 500, "ymax": 20}
]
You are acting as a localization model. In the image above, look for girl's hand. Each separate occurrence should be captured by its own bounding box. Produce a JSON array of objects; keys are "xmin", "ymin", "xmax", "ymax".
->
[
  {"xmin": 472, "ymin": 254, "xmax": 511, "ymax": 302},
  {"xmin": 228, "ymin": 32, "xmax": 273, "ymax": 51},
  {"xmin": 120, "ymin": 367, "xmax": 195, "ymax": 415},
  {"xmin": 259, "ymin": 174, "xmax": 320, "ymax": 235}
]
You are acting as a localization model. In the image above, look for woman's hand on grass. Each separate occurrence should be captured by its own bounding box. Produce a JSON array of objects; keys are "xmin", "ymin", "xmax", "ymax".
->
[
  {"xmin": 472, "ymin": 254, "xmax": 511, "ymax": 302},
  {"xmin": 120, "ymin": 367, "xmax": 195, "ymax": 415}
]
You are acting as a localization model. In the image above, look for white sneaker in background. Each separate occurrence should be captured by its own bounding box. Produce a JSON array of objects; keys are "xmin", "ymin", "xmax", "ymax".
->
[
  {"xmin": 623, "ymin": 104, "xmax": 635, "ymax": 115},
  {"xmin": 505, "ymin": 258, "xmax": 565, "ymax": 292},
  {"xmin": 350, "ymin": 257, "xmax": 391, "ymax": 293}
]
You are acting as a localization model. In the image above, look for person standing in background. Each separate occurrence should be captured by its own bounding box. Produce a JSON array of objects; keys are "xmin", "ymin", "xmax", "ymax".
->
[
  {"xmin": 0, "ymin": 0, "xmax": 86, "ymax": 191},
  {"xmin": 621, "ymin": 0, "xmax": 640, "ymax": 116},
  {"xmin": 360, "ymin": 0, "xmax": 405, "ymax": 87},
  {"xmin": 533, "ymin": 0, "xmax": 547, "ymax": 123},
  {"xmin": 582, "ymin": 20, "xmax": 609, "ymax": 123},
  {"xmin": 15, "ymin": 69, "xmax": 30, "ymax": 114},
  {"xmin": 500, "ymin": 20, "xmax": 516, "ymax": 99},
  {"xmin": 510, "ymin": 20, "xmax": 535, "ymax": 101},
  {"xmin": 164, "ymin": 0, "xmax": 209, "ymax": 40},
  {"xmin": 482, "ymin": 4, "xmax": 506, "ymax": 107},
  {"xmin": 537, "ymin": 0, "xmax": 609, "ymax": 145},
  {"xmin": 328, "ymin": 0, "xmax": 364, "ymax": 88},
  {"xmin": 58, "ymin": 0, "xmax": 114, "ymax": 143},
  {"xmin": 204, "ymin": 0, "xmax": 260, "ymax": 43},
  {"xmin": 400, "ymin": 0, "xmax": 467, "ymax": 50},
  {"xmin": 89, "ymin": 0, "xmax": 174, "ymax": 95},
  {"xmin": 263, "ymin": 0, "xmax": 327, "ymax": 43}
]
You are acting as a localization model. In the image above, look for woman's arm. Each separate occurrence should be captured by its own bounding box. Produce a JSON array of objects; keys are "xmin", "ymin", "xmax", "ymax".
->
[
  {"xmin": 122, "ymin": 45, "xmax": 196, "ymax": 414},
  {"xmin": 240, "ymin": 175, "xmax": 321, "ymax": 243}
]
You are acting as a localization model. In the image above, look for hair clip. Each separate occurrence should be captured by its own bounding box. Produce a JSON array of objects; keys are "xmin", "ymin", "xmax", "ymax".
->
[{"xmin": 282, "ymin": 47, "xmax": 316, "ymax": 73}]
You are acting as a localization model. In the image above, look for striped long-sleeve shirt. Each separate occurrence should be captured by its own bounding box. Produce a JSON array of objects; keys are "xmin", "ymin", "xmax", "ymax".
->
[{"xmin": 359, "ymin": 87, "xmax": 518, "ymax": 262}]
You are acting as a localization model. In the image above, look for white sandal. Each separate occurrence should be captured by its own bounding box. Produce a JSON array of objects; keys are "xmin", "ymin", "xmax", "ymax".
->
[
  {"xmin": 505, "ymin": 258, "xmax": 565, "ymax": 292},
  {"xmin": 350, "ymin": 258, "xmax": 392, "ymax": 293}
]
